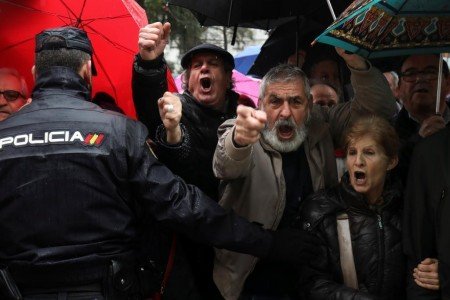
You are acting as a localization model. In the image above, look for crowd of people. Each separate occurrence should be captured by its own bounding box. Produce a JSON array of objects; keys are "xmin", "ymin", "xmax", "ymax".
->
[{"xmin": 0, "ymin": 21, "xmax": 449, "ymax": 300}]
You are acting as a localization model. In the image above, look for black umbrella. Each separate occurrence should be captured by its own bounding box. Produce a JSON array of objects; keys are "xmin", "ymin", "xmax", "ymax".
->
[
  {"xmin": 168, "ymin": 0, "xmax": 323, "ymax": 28},
  {"xmin": 168, "ymin": 0, "xmax": 351, "ymax": 43},
  {"xmin": 248, "ymin": 18, "xmax": 324, "ymax": 77}
]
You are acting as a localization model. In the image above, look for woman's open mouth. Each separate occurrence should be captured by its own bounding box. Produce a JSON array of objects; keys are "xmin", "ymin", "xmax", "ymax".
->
[{"xmin": 354, "ymin": 171, "xmax": 366, "ymax": 184}]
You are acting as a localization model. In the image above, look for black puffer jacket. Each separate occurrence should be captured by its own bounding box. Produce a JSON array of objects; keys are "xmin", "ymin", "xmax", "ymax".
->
[{"xmin": 298, "ymin": 173, "xmax": 405, "ymax": 300}]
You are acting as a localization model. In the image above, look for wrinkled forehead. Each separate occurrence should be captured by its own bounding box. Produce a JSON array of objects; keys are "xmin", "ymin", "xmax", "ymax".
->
[
  {"xmin": 0, "ymin": 73, "xmax": 21, "ymax": 90},
  {"xmin": 401, "ymin": 55, "xmax": 439, "ymax": 71},
  {"xmin": 264, "ymin": 80, "xmax": 307, "ymax": 98},
  {"xmin": 311, "ymin": 84, "xmax": 336, "ymax": 95}
]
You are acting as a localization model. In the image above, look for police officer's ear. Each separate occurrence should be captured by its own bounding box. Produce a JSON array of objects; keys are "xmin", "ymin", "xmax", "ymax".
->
[
  {"xmin": 80, "ymin": 60, "xmax": 93, "ymax": 86},
  {"xmin": 31, "ymin": 65, "xmax": 36, "ymax": 81}
]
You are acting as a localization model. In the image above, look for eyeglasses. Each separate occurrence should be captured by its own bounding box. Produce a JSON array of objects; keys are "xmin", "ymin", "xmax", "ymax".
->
[
  {"xmin": 0, "ymin": 90, "xmax": 25, "ymax": 102},
  {"xmin": 399, "ymin": 69, "xmax": 438, "ymax": 83}
]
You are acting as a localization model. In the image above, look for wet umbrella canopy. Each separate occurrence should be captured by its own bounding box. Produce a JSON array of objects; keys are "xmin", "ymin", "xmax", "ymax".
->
[
  {"xmin": 0, "ymin": 0, "xmax": 148, "ymax": 118},
  {"xmin": 315, "ymin": 0, "xmax": 450, "ymax": 58},
  {"xmin": 168, "ymin": 0, "xmax": 353, "ymax": 31},
  {"xmin": 248, "ymin": 18, "xmax": 325, "ymax": 78}
]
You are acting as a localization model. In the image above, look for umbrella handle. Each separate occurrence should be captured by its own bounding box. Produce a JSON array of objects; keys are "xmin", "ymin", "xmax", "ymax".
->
[{"xmin": 436, "ymin": 53, "xmax": 444, "ymax": 114}]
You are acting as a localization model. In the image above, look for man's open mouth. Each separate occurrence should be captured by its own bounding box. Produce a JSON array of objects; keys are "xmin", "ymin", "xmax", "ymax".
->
[
  {"xmin": 277, "ymin": 124, "xmax": 294, "ymax": 139},
  {"xmin": 200, "ymin": 77, "xmax": 212, "ymax": 91}
]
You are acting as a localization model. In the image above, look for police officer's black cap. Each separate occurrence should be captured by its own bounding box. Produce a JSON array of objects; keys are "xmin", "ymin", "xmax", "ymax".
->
[
  {"xmin": 35, "ymin": 26, "xmax": 97, "ymax": 75},
  {"xmin": 180, "ymin": 43, "xmax": 235, "ymax": 70}
]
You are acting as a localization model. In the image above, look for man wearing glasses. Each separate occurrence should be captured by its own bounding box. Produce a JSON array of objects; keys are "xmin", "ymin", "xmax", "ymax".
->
[
  {"xmin": 0, "ymin": 68, "xmax": 29, "ymax": 121},
  {"xmin": 394, "ymin": 54, "xmax": 450, "ymax": 184}
]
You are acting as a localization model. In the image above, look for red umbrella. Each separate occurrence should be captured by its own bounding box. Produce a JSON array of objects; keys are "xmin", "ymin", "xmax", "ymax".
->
[{"xmin": 0, "ymin": 0, "xmax": 148, "ymax": 118}]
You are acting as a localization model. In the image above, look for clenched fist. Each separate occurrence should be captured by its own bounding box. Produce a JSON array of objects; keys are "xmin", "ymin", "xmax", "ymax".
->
[
  {"xmin": 138, "ymin": 22, "xmax": 171, "ymax": 61},
  {"xmin": 158, "ymin": 91, "xmax": 182, "ymax": 144},
  {"xmin": 233, "ymin": 105, "xmax": 267, "ymax": 147}
]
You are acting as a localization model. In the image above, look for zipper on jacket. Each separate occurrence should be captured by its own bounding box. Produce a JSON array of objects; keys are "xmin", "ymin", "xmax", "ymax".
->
[
  {"xmin": 436, "ymin": 187, "xmax": 447, "ymax": 240},
  {"xmin": 376, "ymin": 213, "xmax": 385, "ymax": 295}
]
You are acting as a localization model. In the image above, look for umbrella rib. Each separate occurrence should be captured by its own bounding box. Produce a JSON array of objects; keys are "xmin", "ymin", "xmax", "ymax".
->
[
  {"xmin": 0, "ymin": 36, "xmax": 34, "ymax": 52},
  {"xmin": 93, "ymin": 53, "xmax": 118, "ymax": 101},
  {"xmin": 58, "ymin": 0, "xmax": 80, "ymax": 26},
  {"xmin": 2, "ymin": 0, "xmax": 81, "ymax": 25},
  {"xmin": 83, "ymin": 24, "xmax": 137, "ymax": 55},
  {"xmin": 77, "ymin": 0, "xmax": 89, "ymax": 26},
  {"xmin": 81, "ymin": 14, "xmax": 136, "ymax": 22}
]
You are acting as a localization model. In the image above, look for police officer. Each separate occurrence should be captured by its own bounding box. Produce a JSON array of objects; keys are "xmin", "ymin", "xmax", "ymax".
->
[{"xmin": 0, "ymin": 27, "xmax": 319, "ymax": 300}]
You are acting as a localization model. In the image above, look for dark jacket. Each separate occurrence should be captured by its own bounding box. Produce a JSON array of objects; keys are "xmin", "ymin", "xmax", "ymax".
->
[
  {"xmin": 132, "ymin": 54, "xmax": 239, "ymax": 299},
  {"xmin": 0, "ymin": 67, "xmax": 272, "ymax": 289},
  {"xmin": 298, "ymin": 173, "xmax": 405, "ymax": 300},
  {"xmin": 403, "ymin": 125, "xmax": 450, "ymax": 300},
  {"xmin": 132, "ymin": 54, "xmax": 239, "ymax": 200},
  {"xmin": 394, "ymin": 105, "xmax": 450, "ymax": 185}
]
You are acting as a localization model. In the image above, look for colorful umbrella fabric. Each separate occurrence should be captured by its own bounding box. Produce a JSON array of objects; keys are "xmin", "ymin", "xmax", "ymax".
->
[{"xmin": 315, "ymin": 0, "xmax": 450, "ymax": 58}]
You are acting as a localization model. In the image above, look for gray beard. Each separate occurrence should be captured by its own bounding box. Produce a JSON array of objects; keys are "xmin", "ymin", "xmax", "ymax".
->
[{"xmin": 262, "ymin": 118, "xmax": 308, "ymax": 153}]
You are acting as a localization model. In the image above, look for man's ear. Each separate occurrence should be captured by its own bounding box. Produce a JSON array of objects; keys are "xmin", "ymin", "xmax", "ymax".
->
[
  {"xmin": 227, "ymin": 71, "xmax": 233, "ymax": 89},
  {"xmin": 31, "ymin": 65, "xmax": 36, "ymax": 81},
  {"xmin": 80, "ymin": 60, "xmax": 92, "ymax": 86}
]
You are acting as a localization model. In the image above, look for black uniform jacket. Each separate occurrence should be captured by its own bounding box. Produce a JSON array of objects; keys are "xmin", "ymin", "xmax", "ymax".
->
[{"xmin": 0, "ymin": 67, "xmax": 271, "ymax": 287}]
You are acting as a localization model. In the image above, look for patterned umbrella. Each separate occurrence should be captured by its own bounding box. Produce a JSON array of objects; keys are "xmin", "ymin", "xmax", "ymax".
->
[{"xmin": 315, "ymin": 0, "xmax": 450, "ymax": 58}]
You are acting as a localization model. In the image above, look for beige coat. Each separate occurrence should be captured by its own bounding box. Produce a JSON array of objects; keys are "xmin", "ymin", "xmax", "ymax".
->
[{"xmin": 212, "ymin": 65, "xmax": 396, "ymax": 300}]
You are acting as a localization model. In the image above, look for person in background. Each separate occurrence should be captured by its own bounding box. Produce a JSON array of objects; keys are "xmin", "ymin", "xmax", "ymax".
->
[
  {"xmin": 302, "ymin": 44, "xmax": 350, "ymax": 101},
  {"xmin": 0, "ymin": 68, "xmax": 29, "ymax": 121},
  {"xmin": 403, "ymin": 123, "xmax": 448, "ymax": 299},
  {"xmin": 394, "ymin": 55, "xmax": 450, "ymax": 185},
  {"xmin": 309, "ymin": 79, "xmax": 340, "ymax": 107},
  {"xmin": 309, "ymin": 79, "xmax": 345, "ymax": 180},
  {"xmin": 212, "ymin": 46, "xmax": 397, "ymax": 299},
  {"xmin": 92, "ymin": 91, "xmax": 125, "ymax": 114}
]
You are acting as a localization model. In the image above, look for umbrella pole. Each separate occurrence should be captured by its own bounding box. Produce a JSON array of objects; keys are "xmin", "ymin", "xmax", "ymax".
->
[
  {"xmin": 436, "ymin": 53, "xmax": 444, "ymax": 114},
  {"xmin": 326, "ymin": 0, "xmax": 337, "ymax": 20},
  {"xmin": 296, "ymin": 16, "xmax": 300, "ymax": 66}
]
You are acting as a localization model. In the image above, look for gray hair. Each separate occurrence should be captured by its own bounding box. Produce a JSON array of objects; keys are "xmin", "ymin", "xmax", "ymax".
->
[
  {"xmin": 0, "ymin": 68, "xmax": 29, "ymax": 97},
  {"xmin": 259, "ymin": 64, "xmax": 311, "ymax": 103}
]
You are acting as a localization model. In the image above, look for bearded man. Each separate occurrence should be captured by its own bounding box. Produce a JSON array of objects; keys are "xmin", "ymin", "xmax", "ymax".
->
[{"xmin": 212, "ymin": 49, "xmax": 397, "ymax": 300}]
